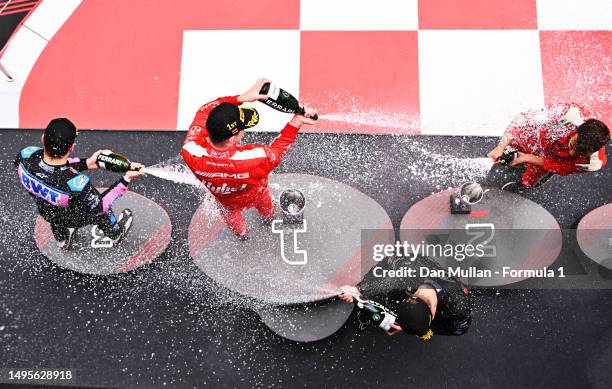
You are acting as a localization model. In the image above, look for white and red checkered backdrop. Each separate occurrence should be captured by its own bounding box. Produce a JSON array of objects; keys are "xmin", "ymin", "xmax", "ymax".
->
[{"xmin": 0, "ymin": 0, "xmax": 610, "ymax": 136}]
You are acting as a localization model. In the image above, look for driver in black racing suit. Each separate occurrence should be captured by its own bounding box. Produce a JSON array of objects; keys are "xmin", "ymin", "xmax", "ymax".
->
[
  {"xmin": 339, "ymin": 256, "xmax": 473, "ymax": 340},
  {"xmin": 14, "ymin": 118, "xmax": 144, "ymax": 250}
]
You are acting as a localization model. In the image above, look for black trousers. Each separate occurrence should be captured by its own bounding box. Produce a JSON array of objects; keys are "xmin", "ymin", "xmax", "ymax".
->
[
  {"xmin": 49, "ymin": 209, "xmax": 122, "ymax": 242},
  {"xmin": 484, "ymin": 164, "xmax": 555, "ymax": 189}
]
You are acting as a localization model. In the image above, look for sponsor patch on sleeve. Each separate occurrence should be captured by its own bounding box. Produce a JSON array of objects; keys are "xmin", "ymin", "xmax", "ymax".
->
[{"xmin": 67, "ymin": 174, "xmax": 90, "ymax": 191}]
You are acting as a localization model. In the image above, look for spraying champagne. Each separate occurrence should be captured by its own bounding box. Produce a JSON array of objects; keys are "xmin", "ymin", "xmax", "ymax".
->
[{"xmin": 259, "ymin": 83, "xmax": 318, "ymax": 120}]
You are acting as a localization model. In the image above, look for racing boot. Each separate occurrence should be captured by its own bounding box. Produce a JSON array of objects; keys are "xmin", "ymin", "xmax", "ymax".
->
[
  {"xmin": 57, "ymin": 227, "xmax": 77, "ymax": 250},
  {"xmin": 112, "ymin": 209, "xmax": 134, "ymax": 245}
]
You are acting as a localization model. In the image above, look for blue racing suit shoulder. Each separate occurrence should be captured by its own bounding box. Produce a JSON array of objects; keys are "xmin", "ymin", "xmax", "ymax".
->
[
  {"xmin": 20, "ymin": 146, "xmax": 43, "ymax": 159},
  {"xmin": 67, "ymin": 174, "xmax": 90, "ymax": 192}
]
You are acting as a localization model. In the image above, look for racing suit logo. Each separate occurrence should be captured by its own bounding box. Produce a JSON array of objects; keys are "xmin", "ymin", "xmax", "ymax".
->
[
  {"xmin": 18, "ymin": 164, "xmax": 68, "ymax": 207},
  {"xmin": 204, "ymin": 181, "xmax": 247, "ymax": 195},
  {"xmin": 196, "ymin": 172, "xmax": 250, "ymax": 179}
]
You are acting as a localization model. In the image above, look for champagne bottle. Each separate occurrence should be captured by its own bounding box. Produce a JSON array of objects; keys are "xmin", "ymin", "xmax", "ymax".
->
[
  {"xmin": 352, "ymin": 295, "xmax": 397, "ymax": 331},
  {"xmin": 96, "ymin": 152, "xmax": 136, "ymax": 173},
  {"xmin": 259, "ymin": 82, "xmax": 318, "ymax": 120},
  {"xmin": 497, "ymin": 147, "xmax": 518, "ymax": 165}
]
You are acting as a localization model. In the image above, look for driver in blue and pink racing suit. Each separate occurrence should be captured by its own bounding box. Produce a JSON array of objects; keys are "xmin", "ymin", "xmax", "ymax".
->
[{"xmin": 15, "ymin": 118, "xmax": 144, "ymax": 250}]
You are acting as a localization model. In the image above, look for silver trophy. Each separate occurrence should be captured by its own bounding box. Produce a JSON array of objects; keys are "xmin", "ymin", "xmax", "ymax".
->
[
  {"xmin": 460, "ymin": 182, "xmax": 487, "ymax": 204},
  {"xmin": 279, "ymin": 189, "xmax": 306, "ymax": 224},
  {"xmin": 450, "ymin": 182, "xmax": 489, "ymax": 214}
]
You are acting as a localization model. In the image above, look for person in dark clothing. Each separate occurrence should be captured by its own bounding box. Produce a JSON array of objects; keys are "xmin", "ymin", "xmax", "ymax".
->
[
  {"xmin": 15, "ymin": 118, "xmax": 144, "ymax": 250},
  {"xmin": 339, "ymin": 257, "xmax": 472, "ymax": 340}
]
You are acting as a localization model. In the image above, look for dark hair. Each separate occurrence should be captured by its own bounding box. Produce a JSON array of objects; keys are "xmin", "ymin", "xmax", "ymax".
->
[
  {"xmin": 44, "ymin": 142, "xmax": 72, "ymax": 158},
  {"xmin": 575, "ymin": 119, "xmax": 610, "ymax": 156},
  {"xmin": 209, "ymin": 137, "xmax": 230, "ymax": 147}
]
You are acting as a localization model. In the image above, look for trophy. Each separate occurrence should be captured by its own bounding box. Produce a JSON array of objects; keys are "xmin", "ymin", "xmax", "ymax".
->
[
  {"xmin": 279, "ymin": 189, "xmax": 306, "ymax": 224},
  {"xmin": 450, "ymin": 182, "xmax": 488, "ymax": 214}
]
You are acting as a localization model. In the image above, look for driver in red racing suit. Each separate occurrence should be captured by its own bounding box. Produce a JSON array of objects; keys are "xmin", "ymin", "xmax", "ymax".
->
[
  {"xmin": 487, "ymin": 102, "xmax": 609, "ymax": 189},
  {"xmin": 181, "ymin": 79, "xmax": 317, "ymax": 239}
]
